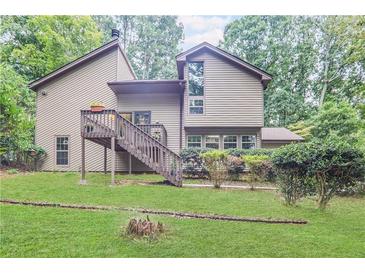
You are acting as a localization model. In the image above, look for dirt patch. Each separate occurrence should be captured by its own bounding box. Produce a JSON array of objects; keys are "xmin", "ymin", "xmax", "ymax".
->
[{"xmin": 0, "ymin": 198, "xmax": 307, "ymax": 225}]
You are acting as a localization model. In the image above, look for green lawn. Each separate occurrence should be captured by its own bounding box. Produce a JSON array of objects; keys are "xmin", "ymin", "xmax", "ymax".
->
[{"xmin": 1, "ymin": 172, "xmax": 364, "ymax": 257}]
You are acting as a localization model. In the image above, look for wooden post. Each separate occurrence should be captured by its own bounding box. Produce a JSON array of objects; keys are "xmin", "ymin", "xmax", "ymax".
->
[
  {"xmin": 104, "ymin": 146, "xmax": 107, "ymax": 174},
  {"xmin": 80, "ymin": 137, "xmax": 87, "ymax": 184},
  {"xmin": 111, "ymin": 136, "xmax": 115, "ymax": 185},
  {"xmin": 128, "ymin": 153, "xmax": 132, "ymax": 174}
]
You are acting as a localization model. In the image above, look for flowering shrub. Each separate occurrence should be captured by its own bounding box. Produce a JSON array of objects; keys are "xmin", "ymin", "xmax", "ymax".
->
[{"xmin": 201, "ymin": 150, "xmax": 229, "ymax": 188}]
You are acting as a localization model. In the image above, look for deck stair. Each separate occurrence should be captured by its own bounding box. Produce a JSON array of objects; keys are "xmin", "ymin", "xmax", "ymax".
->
[{"xmin": 81, "ymin": 109, "xmax": 182, "ymax": 186}]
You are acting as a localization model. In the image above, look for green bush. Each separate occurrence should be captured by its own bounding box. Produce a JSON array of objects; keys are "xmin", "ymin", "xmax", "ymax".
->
[
  {"xmin": 180, "ymin": 148, "xmax": 210, "ymax": 178},
  {"xmin": 307, "ymin": 136, "xmax": 365, "ymax": 209},
  {"xmin": 272, "ymin": 136, "xmax": 365, "ymax": 208},
  {"xmin": 201, "ymin": 150, "xmax": 229, "ymax": 188},
  {"xmin": 227, "ymin": 148, "xmax": 274, "ymax": 157},
  {"xmin": 7, "ymin": 168, "xmax": 19, "ymax": 174},
  {"xmin": 226, "ymin": 155, "xmax": 245, "ymax": 180},
  {"xmin": 242, "ymin": 155, "xmax": 271, "ymax": 189},
  {"xmin": 271, "ymin": 143, "xmax": 313, "ymax": 205},
  {"xmin": 180, "ymin": 148, "xmax": 274, "ymax": 178}
]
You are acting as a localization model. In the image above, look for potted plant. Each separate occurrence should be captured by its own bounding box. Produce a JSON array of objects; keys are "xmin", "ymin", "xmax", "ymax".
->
[{"xmin": 90, "ymin": 101, "xmax": 105, "ymax": 112}]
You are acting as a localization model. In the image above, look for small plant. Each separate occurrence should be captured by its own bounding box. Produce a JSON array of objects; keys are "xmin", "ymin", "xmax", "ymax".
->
[
  {"xmin": 201, "ymin": 150, "xmax": 229, "ymax": 188},
  {"xmin": 125, "ymin": 216, "xmax": 164, "ymax": 240},
  {"xmin": 242, "ymin": 155, "xmax": 270, "ymax": 190},
  {"xmin": 90, "ymin": 101, "xmax": 105, "ymax": 112},
  {"xmin": 7, "ymin": 168, "xmax": 18, "ymax": 174}
]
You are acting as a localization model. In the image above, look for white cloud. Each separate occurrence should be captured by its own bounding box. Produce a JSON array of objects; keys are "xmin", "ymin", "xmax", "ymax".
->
[
  {"xmin": 184, "ymin": 28, "xmax": 224, "ymax": 47},
  {"xmin": 178, "ymin": 16, "xmax": 235, "ymax": 50},
  {"xmin": 178, "ymin": 16, "xmax": 230, "ymax": 32}
]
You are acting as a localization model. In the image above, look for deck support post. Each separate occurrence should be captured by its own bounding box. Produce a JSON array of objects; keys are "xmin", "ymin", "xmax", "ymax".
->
[
  {"xmin": 128, "ymin": 153, "xmax": 132, "ymax": 175},
  {"xmin": 80, "ymin": 136, "xmax": 87, "ymax": 184},
  {"xmin": 104, "ymin": 146, "xmax": 107, "ymax": 174},
  {"xmin": 111, "ymin": 136, "xmax": 115, "ymax": 185}
]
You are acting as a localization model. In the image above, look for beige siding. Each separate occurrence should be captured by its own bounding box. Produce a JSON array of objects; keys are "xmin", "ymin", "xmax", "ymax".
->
[
  {"xmin": 184, "ymin": 127, "xmax": 261, "ymax": 149},
  {"xmin": 35, "ymin": 48, "xmax": 133, "ymax": 172},
  {"xmin": 183, "ymin": 50, "xmax": 264, "ymax": 127},
  {"xmin": 117, "ymin": 92, "xmax": 181, "ymax": 153},
  {"xmin": 117, "ymin": 48, "xmax": 135, "ymax": 81}
]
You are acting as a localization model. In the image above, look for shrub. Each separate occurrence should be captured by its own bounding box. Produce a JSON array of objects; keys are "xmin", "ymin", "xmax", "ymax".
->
[
  {"xmin": 307, "ymin": 136, "xmax": 365, "ymax": 209},
  {"xmin": 242, "ymin": 155, "xmax": 271, "ymax": 189},
  {"xmin": 7, "ymin": 168, "xmax": 18, "ymax": 174},
  {"xmin": 271, "ymin": 143, "xmax": 313, "ymax": 205},
  {"xmin": 227, "ymin": 148, "xmax": 274, "ymax": 157},
  {"xmin": 272, "ymin": 135, "xmax": 365, "ymax": 208},
  {"xmin": 180, "ymin": 148, "xmax": 275, "ymax": 178},
  {"xmin": 180, "ymin": 148, "xmax": 210, "ymax": 178},
  {"xmin": 201, "ymin": 150, "xmax": 229, "ymax": 188},
  {"xmin": 226, "ymin": 155, "xmax": 245, "ymax": 180}
]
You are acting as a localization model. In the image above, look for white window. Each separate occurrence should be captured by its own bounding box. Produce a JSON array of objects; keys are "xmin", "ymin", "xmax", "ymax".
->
[
  {"xmin": 223, "ymin": 135, "xmax": 237, "ymax": 149},
  {"xmin": 187, "ymin": 135, "xmax": 202, "ymax": 148},
  {"xmin": 189, "ymin": 99, "xmax": 204, "ymax": 114},
  {"xmin": 205, "ymin": 135, "xmax": 220, "ymax": 149},
  {"xmin": 188, "ymin": 62, "xmax": 204, "ymax": 115},
  {"xmin": 56, "ymin": 136, "xmax": 69, "ymax": 165},
  {"xmin": 241, "ymin": 135, "xmax": 256, "ymax": 149}
]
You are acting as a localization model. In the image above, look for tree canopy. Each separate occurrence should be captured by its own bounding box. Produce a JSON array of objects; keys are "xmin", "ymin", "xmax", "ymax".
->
[
  {"xmin": 93, "ymin": 15, "xmax": 184, "ymax": 79},
  {"xmin": 220, "ymin": 16, "xmax": 365, "ymax": 127}
]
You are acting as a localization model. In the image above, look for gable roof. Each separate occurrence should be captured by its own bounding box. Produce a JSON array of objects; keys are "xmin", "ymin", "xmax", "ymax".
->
[
  {"xmin": 261, "ymin": 127, "xmax": 304, "ymax": 141},
  {"xmin": 176, "ymin": 42, "xmax": 272, "ymax": 88},
  {"xmin": 29, "ymin": 39, "xmax": 136, "ymax": 91}
]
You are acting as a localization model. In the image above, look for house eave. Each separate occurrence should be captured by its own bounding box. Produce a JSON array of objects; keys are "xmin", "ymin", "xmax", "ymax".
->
[{"xmin": 108, "ymin": 80, "xmax": 186, "ymax": 94}]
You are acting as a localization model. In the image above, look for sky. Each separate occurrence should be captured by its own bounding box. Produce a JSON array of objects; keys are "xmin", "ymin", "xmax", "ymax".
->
[{"xmin": 177, "ymin": 16, "xmax": 238, "ymax": 50}]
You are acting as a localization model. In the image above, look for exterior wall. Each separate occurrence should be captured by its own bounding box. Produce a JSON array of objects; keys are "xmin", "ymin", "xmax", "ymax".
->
[
  {"xmin": 117, "ymin": 92, "xmax": 181, "ymax": 152},
  {"xmin": 116, "ymin": 92, "xmax": 181, "ymax": 172},
  {"xmin": 35, "ymin": 48, "xmax": 134, "ymax": 171},
  {"xmin": 117, "ymin": 48, "xmax": 135, "ymax": 81},
  {"xmin": 184, "ymin": 127, "xmax": 262, "ymax": 149},
  {"xmin": 183, "ymin": 50, "xmax": 264, "ymax": 128}
]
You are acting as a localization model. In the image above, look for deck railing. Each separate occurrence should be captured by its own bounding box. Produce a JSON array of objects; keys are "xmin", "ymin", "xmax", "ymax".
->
[
  {"xmin": 136, "ymin": 124, "xmax": 167, "ymax": 145},
  {"xmin": 80, "ymin": 109, "xmax": 182, "ymax": 185}
]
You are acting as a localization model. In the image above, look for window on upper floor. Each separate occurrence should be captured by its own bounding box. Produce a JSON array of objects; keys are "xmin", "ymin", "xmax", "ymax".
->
[
  {"xmin": 56, "ymin": 136, "xmax": 69, "ymax": 166},
  {"xmin": 241, "ymin": 135, "xmax": 256, "ymax": 149},
  {"xmin": 187, "ymin": 135, "xmax": 202, "ymax": 148},
  {"xmin": 188, "ymin": 62, "xmax": 204, "ymax": 114},
  {"xmin": 223, "ymin": 135, "xmax": 237, "ymax": 149}
]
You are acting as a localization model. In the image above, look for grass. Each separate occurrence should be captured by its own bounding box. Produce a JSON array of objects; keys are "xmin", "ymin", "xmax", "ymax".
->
[{"xmin": 1, "ymin": 172, "xmax": 364, "ymax": 257}]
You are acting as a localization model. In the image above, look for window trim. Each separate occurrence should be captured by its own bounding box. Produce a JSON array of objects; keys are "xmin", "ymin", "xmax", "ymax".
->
[
  {"xmin": 187, "ymin": 135, "xmax": 203, "ymax": 148},
  {"xmin": 187, "ymin": 61, "xmax": 205, "ymax": 115},
  {"xmin": 55, "ymin": 135, "xmax": 70, "ymax": 167},
  {"xmin": 223, "ymin": 135, "xmax": 238, "ymax": 150},
  {"xmin": 133, "ymin": 110, "xmax": 151, "ymax": 125},
  {"xmin": 241, "ymin": 135, "xmax": 257, "ymax": 149},
  {"xmin": 205, "ymin": 135, "xmax": 220, "ymax": 149}
]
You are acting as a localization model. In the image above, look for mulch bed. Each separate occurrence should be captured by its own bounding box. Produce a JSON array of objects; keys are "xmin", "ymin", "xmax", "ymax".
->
[{"xmin": 0, "ymin": 198, "xmax": 307, "ymax": 225}]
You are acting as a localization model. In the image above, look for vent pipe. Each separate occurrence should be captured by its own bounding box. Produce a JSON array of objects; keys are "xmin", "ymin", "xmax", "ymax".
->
[{"xmin": 111, "ymin": 29, "xmax": 120, "ymax": 39}]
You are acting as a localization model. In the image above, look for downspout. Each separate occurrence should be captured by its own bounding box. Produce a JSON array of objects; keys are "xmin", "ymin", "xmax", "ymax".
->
[{"xmin": 179, "ymin": 82, "xmax": 184, "ymax": 151}]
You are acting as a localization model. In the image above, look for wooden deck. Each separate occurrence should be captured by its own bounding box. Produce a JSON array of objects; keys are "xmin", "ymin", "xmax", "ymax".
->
[{"xmin": 80, "ymin": 109, "xmax": 182, "ymax": 186}]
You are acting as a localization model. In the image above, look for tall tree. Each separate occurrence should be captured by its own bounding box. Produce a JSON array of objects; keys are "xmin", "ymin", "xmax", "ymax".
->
[
  {"xmin": 93, "ymin": 16, "xmax": 184, "ymax": 79},
  {"xmin": 315, "ymin": 16, "xmax": 365, "ymax": 106},
  {"xmin": 220, "ymin": 16, "xmax": 318, "ymax": 126},
  {"xmin": 0, "ymin": 16, "xmax": 103, "ymax": 81},
  {"xmin": 220, "ymin": 16, "xmax": 365, "ymax": 127}
]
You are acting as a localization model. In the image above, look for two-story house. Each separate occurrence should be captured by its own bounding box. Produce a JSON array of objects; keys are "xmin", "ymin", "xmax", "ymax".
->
[{"xmin": 29, "ymin": 30, "xmax": 303, "ymax": 186}]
